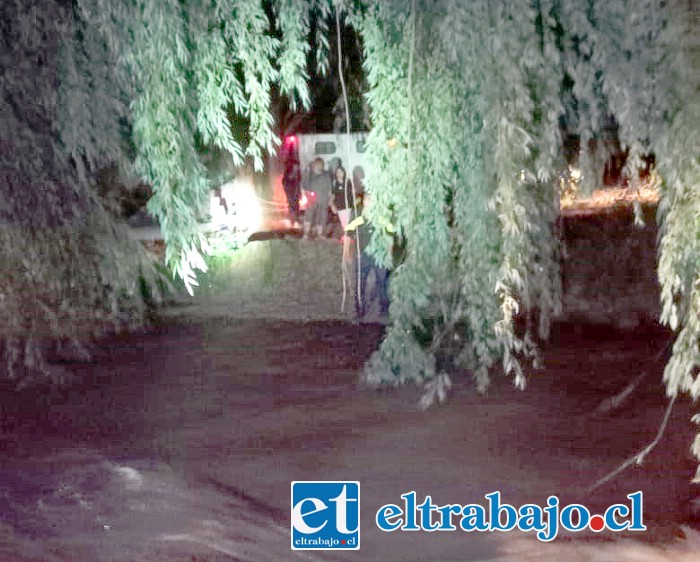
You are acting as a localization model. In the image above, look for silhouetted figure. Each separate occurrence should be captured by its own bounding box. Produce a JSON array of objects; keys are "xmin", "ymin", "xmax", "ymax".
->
[
  {"xmin": 346, "ymin": 193, "xmax": 391, "ymax": 321},
  {"xmin": 282, "ymin": 158, "xmax": 302, "ymax": 228}
]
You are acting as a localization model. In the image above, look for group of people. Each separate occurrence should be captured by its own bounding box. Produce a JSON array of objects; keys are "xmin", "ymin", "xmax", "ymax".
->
[
  {"xmin": 282, "ymin": 156, "xmax": 389, "ymax": 321},
  {"xmin": 282, "ymin": 156, "xmax": 355, "ymax": 240}
]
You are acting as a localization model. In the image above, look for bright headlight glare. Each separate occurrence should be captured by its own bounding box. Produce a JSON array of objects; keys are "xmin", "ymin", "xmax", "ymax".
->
[{"xmin": 217, "ymin": 178, "xmax": 263, "ymax": 234}]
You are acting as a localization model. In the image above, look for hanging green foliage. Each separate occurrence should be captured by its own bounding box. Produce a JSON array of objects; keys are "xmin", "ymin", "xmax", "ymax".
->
[
  {"xmin": 63, "ymin": 0, "xmax": 319, "ymax": 295},
  {"xmin": 354, "ymin": 0, "xmax": 698, "ymax": 464},
  {"xmin": 357, "ymin": 0, "xmax": 564, "ymax": 395},
  {"xmin": 1, "ymin": 0, "xmax": 166, "ymax": 385}
]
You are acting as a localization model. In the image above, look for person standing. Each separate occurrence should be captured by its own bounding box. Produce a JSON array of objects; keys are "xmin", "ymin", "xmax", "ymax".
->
[
  {"xmin": 282, "ymin": 158, "xmax": 302, "ymax": 228},
  {"xmin": 345, "ymin": 193, "xmax": 392, "ymax": 321},
  {"xmin": 301, "ymin": 157, "xmax": 333, "ymax": 240},
  {"xmin": 330, "ymin": 165, "xmax": 354, "ymax": 233}
]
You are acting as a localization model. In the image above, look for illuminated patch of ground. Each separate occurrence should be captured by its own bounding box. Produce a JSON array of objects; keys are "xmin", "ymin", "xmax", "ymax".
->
[{"xmin": 560, "ymin": 178, "xmax": 660, "ymax": 215}]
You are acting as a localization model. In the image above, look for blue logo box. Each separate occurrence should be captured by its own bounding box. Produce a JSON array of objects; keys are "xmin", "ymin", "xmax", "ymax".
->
[{"xmin": 291, "ymin": 481, "xmax": 360, "ymax": 550}]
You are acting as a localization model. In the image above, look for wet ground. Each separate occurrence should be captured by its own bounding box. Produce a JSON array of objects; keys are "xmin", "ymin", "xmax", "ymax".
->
[{"xmin": 1, "ymin": 314, "xmax": 699, "ymax": 561}]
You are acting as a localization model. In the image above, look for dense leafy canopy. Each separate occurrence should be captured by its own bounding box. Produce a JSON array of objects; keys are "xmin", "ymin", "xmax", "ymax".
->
[
  {"xmin": 1, "ymin": 0, "xmax": 165, "ymax": 383},
  {"xmin": 72, "ymin": 0, "xmax": 322, "ymax": 292},
  {"xmin": 357, "ymin": 0, "xmax": 699, "ymax": 409},
  {"xmin": 1, "ymin": 0, "xmax": 697, "ymax": 466}
]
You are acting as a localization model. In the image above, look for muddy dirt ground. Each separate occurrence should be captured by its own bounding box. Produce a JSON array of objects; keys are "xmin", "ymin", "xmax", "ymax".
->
[{"xmin": 1, "ymin": 315, "xmax": 699, "ymax": 561}]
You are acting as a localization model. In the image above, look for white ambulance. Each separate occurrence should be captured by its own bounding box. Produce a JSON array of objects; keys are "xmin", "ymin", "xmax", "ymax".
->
[{"xmin": 280, "ymin": 131, "xmax": 370, "ymax": 198}]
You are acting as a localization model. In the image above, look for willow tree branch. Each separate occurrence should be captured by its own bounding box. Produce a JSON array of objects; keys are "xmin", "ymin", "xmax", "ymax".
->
[
  {"xmin": 583, "ymin": 342, "xmax": 670, "ymax": 419},
  {"xmin": 407, "ymin": 0, "xmax": 416, "ymax": 172},
  {"xmin": 335, "ymin": 7, "xmax": 361, "ymax": 313},
  {"xmin": 588, "ymin": 395, "xmax": 677, "ymax": 494}
]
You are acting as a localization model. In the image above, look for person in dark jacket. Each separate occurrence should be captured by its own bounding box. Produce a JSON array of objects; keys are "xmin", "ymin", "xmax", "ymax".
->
[
  {"xmin": 282, "ymin": 158, "xmax": 302, "ymax": 228},
  {"xmin": 330, "ymin": 165, "xmax": 354, "ymax": 234},
  {"xmin": 301, "ymin": 157, "xmax": 333, "ymax": 239},
  {"xmin": 345, "ymin": 193, "xmax": 392, "ymax": 321}
]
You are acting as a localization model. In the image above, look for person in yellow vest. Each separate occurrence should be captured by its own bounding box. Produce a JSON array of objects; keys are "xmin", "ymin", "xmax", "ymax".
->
[{"xmin": 345, "ymin": 193, "xmax": 394, "ymax": 321}]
